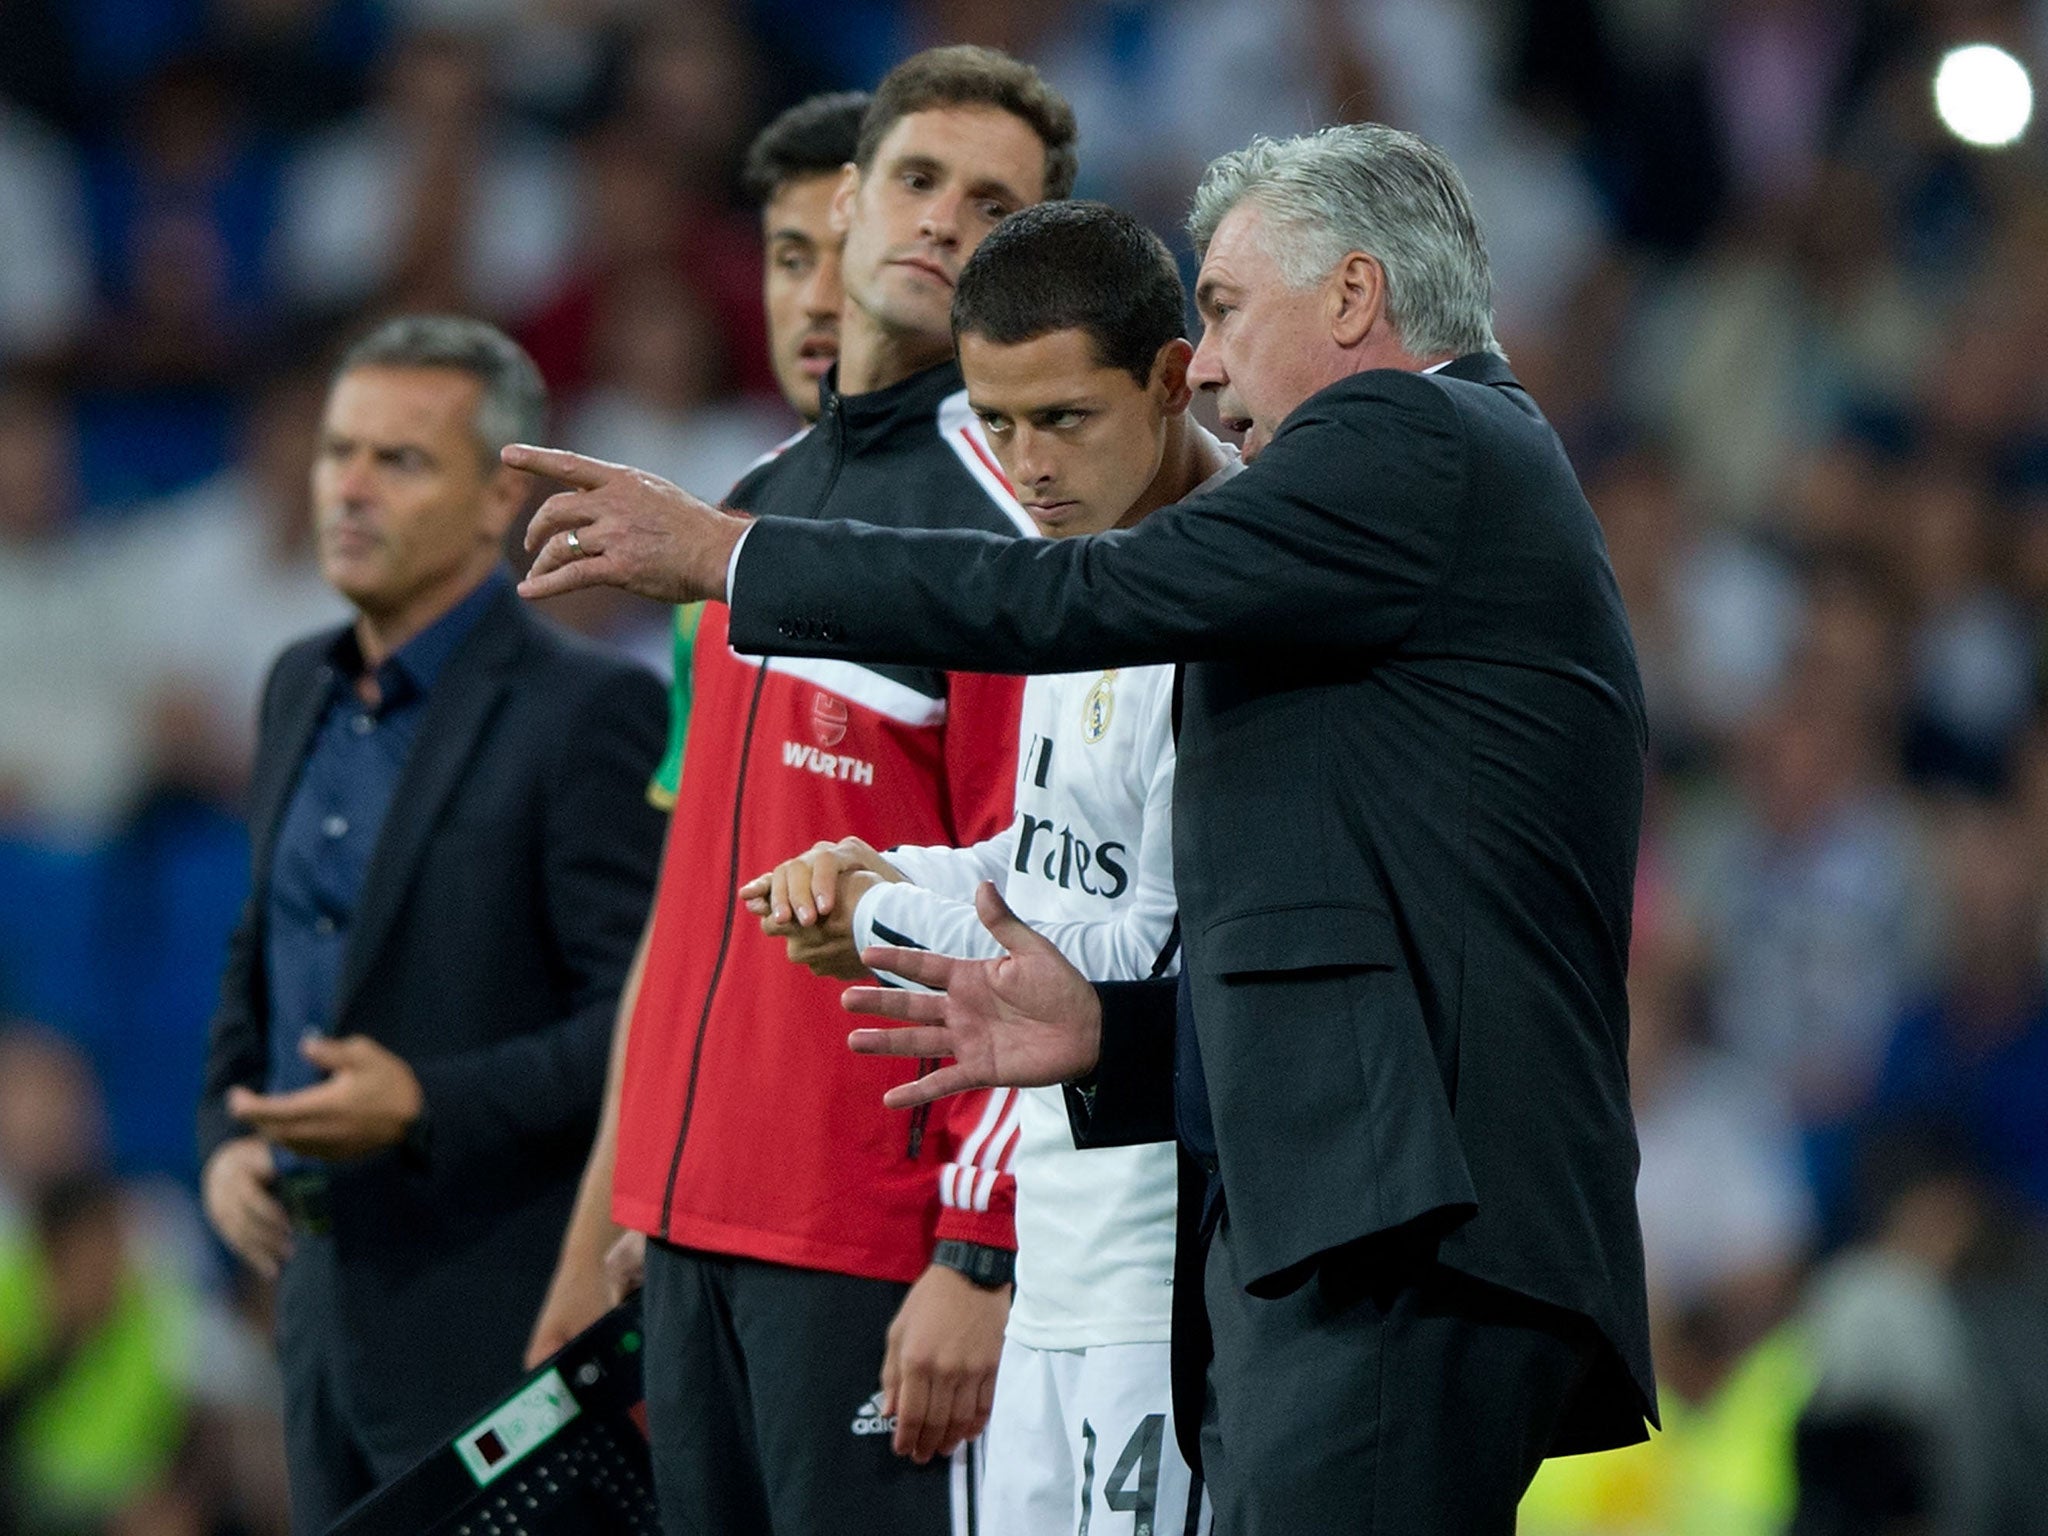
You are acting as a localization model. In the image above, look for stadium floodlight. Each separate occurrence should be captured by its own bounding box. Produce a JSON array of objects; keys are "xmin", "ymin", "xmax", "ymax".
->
[{"xmin": 1933, "ymin": 42, "xmax": 2033, "ymax": 149}]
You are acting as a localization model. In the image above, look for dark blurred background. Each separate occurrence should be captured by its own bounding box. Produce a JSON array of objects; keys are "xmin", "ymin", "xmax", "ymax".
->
[{"xmin": 1, "ymin": 1, "xmax": 2046, "ymax": 1531}]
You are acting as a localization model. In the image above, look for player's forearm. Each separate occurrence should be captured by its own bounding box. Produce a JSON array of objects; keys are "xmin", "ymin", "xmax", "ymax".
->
[
  {"xmin": 559, "ymin": 1114, "xmax": 624, "ymax": 1267},
  {"xmin": 854, "ymin": 883, "xmax": 1008, "ymax": 990},
  {"xmin": 880, "ymin": 833, "xmax": 1012, "ymax": 904},
  {"xmin": 560, "ymin": 915, "xmax": 650, "ymax": 1264}
]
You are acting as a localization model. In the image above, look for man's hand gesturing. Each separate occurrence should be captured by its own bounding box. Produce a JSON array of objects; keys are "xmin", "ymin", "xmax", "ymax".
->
[
  {"xmin": 845, "ymin": 882, "xmax": 1103, "ymax": 1107},
  {"xmin": 507, "ymin": 446, "xmax": 751, "ymax": 605},
  {"xmin": 226, "ymin": 1034, "xmax": 423, "ymax": 1160}
]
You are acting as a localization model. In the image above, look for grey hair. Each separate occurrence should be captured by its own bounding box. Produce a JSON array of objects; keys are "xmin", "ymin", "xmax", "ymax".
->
[
  {"xmin": 335, "ymin": 314, "xmax": 548, "ymax": 466},
  {"xmin": 1188, "ymin": 123, "xmax": 1501, "ymax": 359}
]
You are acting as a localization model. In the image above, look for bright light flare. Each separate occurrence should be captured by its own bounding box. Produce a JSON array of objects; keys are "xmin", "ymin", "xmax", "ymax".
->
[{"xmin": 1933, "ymin": 43, "xmax": 2033, "ymax": 149}]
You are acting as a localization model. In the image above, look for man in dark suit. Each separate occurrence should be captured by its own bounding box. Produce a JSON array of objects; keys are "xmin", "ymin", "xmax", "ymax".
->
[
  {"xmin": 510, "ymin": 123, "xmax": 1656, "ymax": 1533},
  {"xmin": 197, "ymin": 316, "xmax": 665, "ymax": 1534}
]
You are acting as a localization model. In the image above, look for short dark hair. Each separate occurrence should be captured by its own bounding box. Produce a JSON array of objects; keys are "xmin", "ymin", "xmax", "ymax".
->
[
  {"xmin": 742, "ymin": 91, "xmax": 870, "ymax": 206},
  {"xmin": 335, "ymin": 314, "xmax": 547, "ymax": 466},
  {"xmin": 951, "ymin": 202, "xmax": 1186, "ymax": 386},
  {"xmin": 855, "ymin": 45, "xmax": 1078, "ymax": 203}
]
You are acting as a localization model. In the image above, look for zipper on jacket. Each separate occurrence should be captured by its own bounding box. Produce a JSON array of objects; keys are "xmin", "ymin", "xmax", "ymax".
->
[
  {"xmin": 906, "ymin": 1070, "xmax": 935, "ymax": 1158},
  {"xmin": 658, "ymin": 400, "xmax": 849, "ymax": 1237},
  {"xmin": 658, "ymin": 663, "xmax": 769, "ymax": 1237}
]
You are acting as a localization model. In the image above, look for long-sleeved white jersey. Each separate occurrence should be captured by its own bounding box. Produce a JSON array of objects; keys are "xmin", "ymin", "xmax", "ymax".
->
[
  {"xmin": 851, "ymin": 446, "xmax": 1239, "ymax": 1349},
  {"xmin": 856, "ymin": 660, "xmax": 1180, "ymax": 1348}
]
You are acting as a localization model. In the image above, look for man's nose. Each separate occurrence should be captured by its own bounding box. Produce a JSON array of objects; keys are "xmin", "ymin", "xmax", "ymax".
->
[
  {"xmin": 802, "ymin": 258, "xmax": 842, "ymax": 320},
  {"xmin": 1011, "ymin": 430, "xmax": 1051, "ymax": 486},
  {"xmin": 335, "ymin": 454, "xmax": 377, "ymax": 502},
  {"xmin": 918, "ymin": 191, "xmax": 963, "ymax": 247},
  {"xmin": 1188, "ymin": 327, "xmax": 1226, "ymax": 392}
]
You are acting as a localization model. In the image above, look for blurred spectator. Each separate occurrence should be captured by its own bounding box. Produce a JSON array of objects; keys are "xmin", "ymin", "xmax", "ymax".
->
[
  {"xmin": 1914, "ymin": 264, "xmax": 2048, "ymax": 490},
  {"xmin": 562, "ymin": 271, "xmax": 789, "ymax": 503},
  {"xmin": 1339, "ymin": 1, "xmax": 1613, "ymax": 344},
  {"xmin": 1522, "ymin": 1233, "xmax": 1811, "ymax": 1534},
  {"xmin": 519, "ymin": 22, "xmax": 771, "ymax": 399},
  {"xmin": 0, "ymin": 1028, "xmax": 288, "ymax": 1536},
  {"xmin": 0, "ymin": 104, "xmax": 91, "ymax": 370},
  {"xmin": 1621, "ymin": 162, "xmax": 1930, "ymax": 526},
  {"xmin": 0, "ymin": 384, "xmax": 156, "ymax": 830},
  {"xmin": 1104, "ymin": 0, "xmax": 1348, "ymax": 231},
  {"xmin": 77, "ymin": 54, "xmax": 283, "ymax": 511},
  {"xmin": 1589, "ymin": 443, "xmax": 1805, "ymax": 766},
  {"xmin": 1630, "ymin": 848, "xmax": 1817, "ymax": 1333},
  {"xmin": 1507, "ymin": 0, "xmax": 1730, "ymax": 254},
  {"xmin": 1795, "ymin": 1127, "xmax": 2001, "ymax": 1536},
  {"xmin": 273, "ymin": 27, "xmax": 576, "ymax": 325},
  {"xmin": 0, "ymin": 1175, "xmax": 197, "ymax": 1535},
  {"xmin": 544, "ymin": 272, "xmax": 787, "ymax": 671},
  {"xmin": 1518, "ymin": 843, "xmax": 1820, "ymax": 1536},
  {"xmin": 107, "ymin": 368, "xmax": 352, "ymax": 807},
  {"xmin": 616, "ymin": 9, "xmax": 760, "ymax": 200},
  {"xmin": 1863, "ymin": 801, "xmax": 2048, "ymax": 1218},
  {"xmin": 0, "ymin": 4, "xmax": 82, "ymax": 135},
  {"xmin": 0, "ymin": 1029, "xmax": 107, "ymax": 1232},
  {"xmin": 1892, "ymin": 456, "xmax": 2036, "ymax": 791},
  {"xmin": 1705, "ymin": 0, "xmax": 1854, "ymax": 210},
  {"xmin": 1682, "ymin": 651, "xmax": 1932, "ymax": 1122},
  {"xmin": 211, "ymin": 0, "xmax": 389, "ymax": 138},
  {"xmin": 1499, "ymin": 823, "xmax": 1818, "ymax": 1531},
  {"xmin": 1777, "ymin": 432, "xmax": 1896, "ymax": 565}
]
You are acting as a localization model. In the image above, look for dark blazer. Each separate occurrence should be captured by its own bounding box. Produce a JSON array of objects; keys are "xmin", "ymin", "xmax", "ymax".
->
[
  {"xmin": 198, "ymin": 580, "xmax": 665, "ymax": 1451},
  {"xmin": 728, "ymin": 355, "xmax": 1657, "ymax": 1454}
]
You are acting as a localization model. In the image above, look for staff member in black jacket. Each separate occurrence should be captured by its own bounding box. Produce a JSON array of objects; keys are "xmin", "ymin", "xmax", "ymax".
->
[
  {"xmin": 511, "ymin": 124, "xmax": 1655, "ymax": 1534},
  {"xmin": 198, "ymin": 316, "xmax": 665, "ymax": 1535}
]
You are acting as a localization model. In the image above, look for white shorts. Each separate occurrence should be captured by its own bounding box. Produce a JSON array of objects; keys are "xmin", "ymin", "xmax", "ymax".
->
[{"xmin": 978, "ymin": 1335, "xmax": 1210, "ymax": 1536}]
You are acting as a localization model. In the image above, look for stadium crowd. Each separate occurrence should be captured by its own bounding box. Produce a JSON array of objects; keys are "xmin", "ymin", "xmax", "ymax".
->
[{"xmin": 1, "ymin": 0, "xmax": 2047, "ymax": 1531}]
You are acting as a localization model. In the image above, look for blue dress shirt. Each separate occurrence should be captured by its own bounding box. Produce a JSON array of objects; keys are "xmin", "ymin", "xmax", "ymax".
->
[{"xmin": 262, "ymin": 572, "xmax": 506, "ymax": 1157}]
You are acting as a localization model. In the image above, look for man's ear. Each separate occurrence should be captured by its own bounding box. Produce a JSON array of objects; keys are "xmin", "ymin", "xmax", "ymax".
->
[
  {"xmin": 1329, "ymin": 251, "xmax": 1386, "ymax": 349},
  {"xmin": 1151, "ymin": 338, "xmax": 1196, "ymax": 414},
  {"xmin": 829, "ymin": 162, "xmax": 861, "ymax": 238}
]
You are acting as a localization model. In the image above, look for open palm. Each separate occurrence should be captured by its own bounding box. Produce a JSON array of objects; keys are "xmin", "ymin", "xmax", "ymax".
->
[{"xmin": 844, "ymin": 883, "xmax": 1104, "ymax": 1108}]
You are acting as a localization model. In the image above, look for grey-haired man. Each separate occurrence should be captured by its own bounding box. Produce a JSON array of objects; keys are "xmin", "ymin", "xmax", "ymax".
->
[{"xmin": 199, "ymin": 315, "xmax": 665, "ymax": 1533}]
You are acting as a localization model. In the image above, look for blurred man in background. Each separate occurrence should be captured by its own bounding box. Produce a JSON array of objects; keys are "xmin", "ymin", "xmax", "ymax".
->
[
  {"xmin": 197, "ymin": 315, "xmax": 664, "ymax": 1533},
  {"xmin": 746, "ymin": 90, "xmax": 870, "ymax": 427}
]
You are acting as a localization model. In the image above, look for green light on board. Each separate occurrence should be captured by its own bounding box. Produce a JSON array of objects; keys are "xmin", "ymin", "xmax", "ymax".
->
[{"xmin": 621, "ymin": 1331, "xmax": 642, "ymax": 1354}]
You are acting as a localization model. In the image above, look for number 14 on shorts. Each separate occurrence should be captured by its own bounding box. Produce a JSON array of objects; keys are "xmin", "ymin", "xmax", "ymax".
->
[{"xmin": 1078, "ymin": 1414, "xmax": 1164, "ymax": 1536}]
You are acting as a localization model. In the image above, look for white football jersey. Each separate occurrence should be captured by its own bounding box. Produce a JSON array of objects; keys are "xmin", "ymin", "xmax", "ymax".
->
[{"xmin": 854, "ymin": 444, "xmax": 1239, "ymax": 1350}]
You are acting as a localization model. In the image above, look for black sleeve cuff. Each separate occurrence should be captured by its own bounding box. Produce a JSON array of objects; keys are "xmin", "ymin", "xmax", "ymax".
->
[{"xmin": 1063, "ymin": 980, "xmax": 1178, "ymax": 1150}]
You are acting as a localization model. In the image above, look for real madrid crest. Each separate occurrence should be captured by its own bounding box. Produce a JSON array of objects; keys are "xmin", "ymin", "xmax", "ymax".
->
[{"xmin": 1081, "ymin": 670, "xmax": 1118, "ymax": 745}]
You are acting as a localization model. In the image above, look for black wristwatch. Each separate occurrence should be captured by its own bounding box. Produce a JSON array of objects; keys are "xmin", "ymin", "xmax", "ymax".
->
[{"xmin": 931, "ymin": 1239, "xmax": 1015, "ymax": 1290}]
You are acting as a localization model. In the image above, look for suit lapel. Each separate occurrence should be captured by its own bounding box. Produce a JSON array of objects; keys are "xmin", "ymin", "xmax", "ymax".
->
[{"xmin": 334, "ymin": 590, "xmax": 527, "ymax": 1019}]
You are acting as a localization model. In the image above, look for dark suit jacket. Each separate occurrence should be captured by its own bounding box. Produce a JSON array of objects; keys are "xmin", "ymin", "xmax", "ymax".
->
[
  {"xmin": 728, "ymin": 355, "xmax": 1656, "ymax": 1455},
  {"xmin": 198, "ymin": 581, "xmax": 665, "ymax": 1450}
]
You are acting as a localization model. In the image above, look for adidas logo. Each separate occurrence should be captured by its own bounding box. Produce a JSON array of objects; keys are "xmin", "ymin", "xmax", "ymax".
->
[{"xmin": 850, "ymin": 1390, "xmax": 896, "ymax": 1437}]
